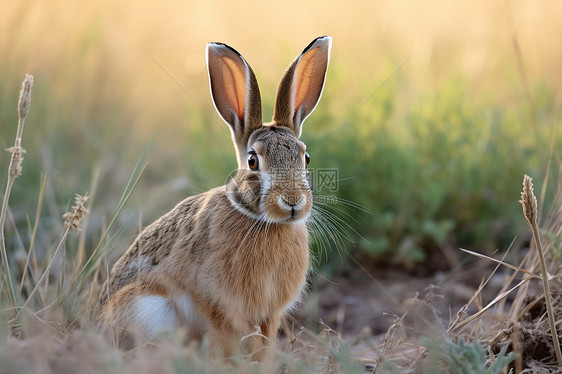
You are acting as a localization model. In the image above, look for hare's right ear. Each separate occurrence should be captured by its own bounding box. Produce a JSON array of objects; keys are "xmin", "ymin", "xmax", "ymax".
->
[
  {"xmin": 273, "ymin": 36, "xmax": 331, "ymax": 138},
  {"xmin": 207, "ymin": 43, "xmax": 263, "ymax": 165}
]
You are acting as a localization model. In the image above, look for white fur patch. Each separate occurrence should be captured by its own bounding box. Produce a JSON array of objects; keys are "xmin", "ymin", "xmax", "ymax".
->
[
  {"xmin": 174, "ymin": 294, "xmax": 207, "ymax": 329},
  {"xmin": 135, "ymin": 295, "xmax": 177, "ymax": 339}
]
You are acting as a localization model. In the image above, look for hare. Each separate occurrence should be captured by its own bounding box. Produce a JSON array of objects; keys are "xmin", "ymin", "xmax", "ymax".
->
[{"xmin": 97, "ymin": 36, "xmax": 331, "ymax": 360}]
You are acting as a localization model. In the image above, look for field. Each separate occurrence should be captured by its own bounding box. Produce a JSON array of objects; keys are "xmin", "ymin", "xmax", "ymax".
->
[{"xmin": 1, "ymin": 0, "xmax": 562, "ymax": 372}]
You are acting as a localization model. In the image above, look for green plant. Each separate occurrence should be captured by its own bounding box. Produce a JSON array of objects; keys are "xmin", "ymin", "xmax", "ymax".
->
[
  {"xmin": 443, "ymin": 339, "xmax": 514, "ymax": 374},
  {"xmin": 307, "ymin": 76, "xmax": 561, "ymax": 268}
]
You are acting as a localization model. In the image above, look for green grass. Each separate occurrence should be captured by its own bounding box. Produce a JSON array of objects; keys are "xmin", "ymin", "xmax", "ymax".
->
[{"xmin": 304, "ymin": 74, "xmax": 560, "ymax": 269}]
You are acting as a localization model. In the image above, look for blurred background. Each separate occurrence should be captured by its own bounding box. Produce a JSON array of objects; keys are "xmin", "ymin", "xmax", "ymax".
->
[{"xmin": 1, "ymin": 0, "xmax": 561, "ymax": 274}]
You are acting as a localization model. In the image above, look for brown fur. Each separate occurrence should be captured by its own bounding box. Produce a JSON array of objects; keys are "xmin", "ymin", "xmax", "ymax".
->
[{"xmin": 97, "ymin": 36, "xmax": 331, "ymax": 361}]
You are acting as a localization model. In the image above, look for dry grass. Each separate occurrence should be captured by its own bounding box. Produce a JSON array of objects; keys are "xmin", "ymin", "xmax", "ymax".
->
[
  {"xmin": 359, "ymin": 173, "xmax": 562, "ymax": 372},
  {"xmin": 520, "ymin": 175, "xmax": 562, "ymax": 366},
  {"xmin": 0, "ymin": 74, "xmax": 34, "ymax": 309},
  {"xmin": 411, "ymin": 173, "xmax": 562, "ymax": 372}
]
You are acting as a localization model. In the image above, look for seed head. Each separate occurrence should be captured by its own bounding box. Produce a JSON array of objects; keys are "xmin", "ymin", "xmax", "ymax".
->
[
  {"xmin": 63, "ymin": 194, "xmax": 90, "ymax": 232},
  {"xmin": 6, "ymin": 146, "xmax": 26, "ymax": 178},
  {"xmin": 519, "ymin": 174, "xmax": 538, "ymax": 225},
  {"xmin": 18, "ymin": 74, "xmax": 34, "ymax": 120}
]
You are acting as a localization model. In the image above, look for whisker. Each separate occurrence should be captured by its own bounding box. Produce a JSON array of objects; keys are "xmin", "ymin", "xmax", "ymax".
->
[
  {"xmin": 315, "ymin": 200, "xmax": 362, "ymax": 225},
  {"xmin": 309, "ymin": 218, "xmax": 329, "ymax": 263},
  {"xmin": 307, "ymin": 213, "xmax": 332, "ymax": 263},
  {"xmin": 312, "ymin": 206, "xmax": 359, "ymax": 255},
  {"xmin": 309, "ymin": 206, "xmax": 352, "ymax": 262},
  {"xmin": 237, "ymin": 214, "xmax": 269, "ymax": 256},
  {"xmin": 313, "ymin": 204, "xmax": 367, "ymax": 243},
  {"xmin": 318, "ymin": 195, "xmax": 374, "ymax": 215}
]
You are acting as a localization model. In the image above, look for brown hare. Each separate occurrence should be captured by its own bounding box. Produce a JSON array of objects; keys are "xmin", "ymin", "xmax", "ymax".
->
[{"xmin": 97, "ymin": 36, "xmax": 331, "ymax": 361}]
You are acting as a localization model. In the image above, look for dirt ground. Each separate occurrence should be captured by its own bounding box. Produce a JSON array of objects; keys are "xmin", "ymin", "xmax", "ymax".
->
[{"xmin": 294, "ymin": 260, "xmax": 514, "ymax": 361}]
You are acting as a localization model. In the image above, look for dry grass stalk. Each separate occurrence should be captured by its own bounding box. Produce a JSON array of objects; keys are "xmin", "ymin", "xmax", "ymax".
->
[
  {"xmin": 74, "ymin": 166, "xmax": 100, "ymax": 276},
  {"xmin": 1, "ymin": 74, "xmax": 34, "ymax": 309},
  {"xmin": 59, "ymin": 194, "xmax": 89, "ymax": 295},
  {"xmin": 519, "ymin": 174, "xmax": 562, "ymax": 366},
  {"xmin": 18, "ymin": 174, "xmax": 47, "ymax": 298},
  {"xmin": 459, "ymin": 247, "xmax": 539, "ymax": 279},
  {"xmin": 63, "ymin": 194, "xmax": 90, "ymax": 232},
  {"xmin": 13, "ymin": 194, "xmax": 89, "ymax": 323}
]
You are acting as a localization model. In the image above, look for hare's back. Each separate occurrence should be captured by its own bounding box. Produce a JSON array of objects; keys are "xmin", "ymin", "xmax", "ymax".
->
[{"xmin": 100, "ymin": 192, "xmax": 213, "ymax": 303}]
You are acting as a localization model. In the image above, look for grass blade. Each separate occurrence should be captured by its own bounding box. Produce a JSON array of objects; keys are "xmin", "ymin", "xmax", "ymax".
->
[
  {"xmin": 18, "ymin": 173, "xmax": 47, "ymax": 297},
  {"xmin": 69, "ymin": 136, "xmax": 153, "ymax": 292}
]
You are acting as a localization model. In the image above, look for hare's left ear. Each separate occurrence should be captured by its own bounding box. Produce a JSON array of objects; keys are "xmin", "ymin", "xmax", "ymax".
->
[{"xmin": 273, "ymin": 36, "xmax": 331, "ymax": 138}]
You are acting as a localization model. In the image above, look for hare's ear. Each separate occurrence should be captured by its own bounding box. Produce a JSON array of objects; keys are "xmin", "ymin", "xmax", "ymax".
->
[
  {"xmin": 207, "ymin": 43, "xmax": 263, "ymax": 158},
  {"xmin": 273, "ymin": 36, "xmax": 331, "ymax": 138}
]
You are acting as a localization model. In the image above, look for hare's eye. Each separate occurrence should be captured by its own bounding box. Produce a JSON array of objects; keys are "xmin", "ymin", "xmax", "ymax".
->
[
  {"xmin": 248, "ymin": 152, "xmax": 259, "ymax": 170},
  {"xmin": 305, "ymin": 152, "xmax": 310, "ymax": 167}
]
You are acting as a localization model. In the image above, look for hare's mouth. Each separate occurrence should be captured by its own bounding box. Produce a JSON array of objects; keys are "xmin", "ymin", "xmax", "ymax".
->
[
  {"xmin": 262, "ymin": 193, "xmax": 311, "ymax": 223},
  {"xmin": 278, "ymin": 195, "xmax": 307, "ymax": 211}
]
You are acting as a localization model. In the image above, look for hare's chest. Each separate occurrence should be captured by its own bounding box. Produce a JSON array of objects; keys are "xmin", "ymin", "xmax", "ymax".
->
[
  {"xmin": 242, "ymin": 233, "xmax": 310, "ymax": 313},
  {"xmin": 202, "ymin": 221, "xmax": 310, "ymax": 327}
]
